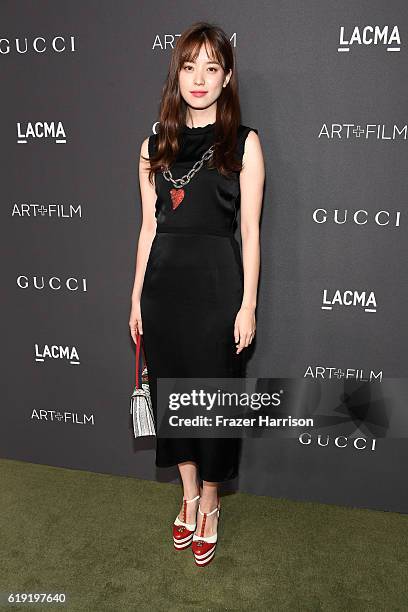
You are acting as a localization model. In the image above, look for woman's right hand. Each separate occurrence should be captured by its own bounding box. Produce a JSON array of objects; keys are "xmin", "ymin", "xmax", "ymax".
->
[{"xmin": 129, "ymin": 300, "xmax": 143, "ymax": 344}]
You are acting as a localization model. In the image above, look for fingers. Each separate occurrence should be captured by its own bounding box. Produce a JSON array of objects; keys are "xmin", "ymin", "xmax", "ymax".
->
[
  {"xmin": 129, "ymin": 318, "xmax": 143, "ymax": 344},
  {"xmin": 235, "ymin": 328, "xmax": 256, "ymax": 353}
]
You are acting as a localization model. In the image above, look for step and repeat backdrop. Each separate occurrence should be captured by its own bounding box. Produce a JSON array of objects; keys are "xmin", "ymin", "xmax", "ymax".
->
[{"xmin": 1, "ymin": 1, "xmax": 407, "ymax": 513}]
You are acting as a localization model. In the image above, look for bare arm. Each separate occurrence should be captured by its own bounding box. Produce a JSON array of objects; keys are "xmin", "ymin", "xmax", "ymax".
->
[
  {"xmin": 129, "ymin": 136, "xmax": 157, "ymax": 341},
  {"xmin": 234, "ymin": 130, "xmax": 265, "ymax": 353}
]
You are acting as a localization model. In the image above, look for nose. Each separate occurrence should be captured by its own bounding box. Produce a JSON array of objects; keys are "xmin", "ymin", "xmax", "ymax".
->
[{"xmin": 193, "ymin": 69, "xmax": 205, "ymax": 86}]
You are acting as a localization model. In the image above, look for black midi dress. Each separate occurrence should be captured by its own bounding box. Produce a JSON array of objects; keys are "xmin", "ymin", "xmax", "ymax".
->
[{"xmin": 140, "ymin": 121, "xmax": 258, "ymax": 482}]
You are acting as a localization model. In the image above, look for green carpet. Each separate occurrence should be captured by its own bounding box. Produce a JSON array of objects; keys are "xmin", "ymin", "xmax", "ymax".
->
[{"xmin": 0, "ymin": 458, "xmax": 407, "ymax": 611}]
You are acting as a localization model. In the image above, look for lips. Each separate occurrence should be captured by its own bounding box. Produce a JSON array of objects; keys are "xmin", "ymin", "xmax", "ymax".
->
[{"xmin": 191, "ymin": 91, "xmax": 207, "ymax": 97}]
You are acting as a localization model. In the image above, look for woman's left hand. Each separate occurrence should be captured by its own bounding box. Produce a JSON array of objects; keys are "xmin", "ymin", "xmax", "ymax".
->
[{"xmin": 234, "ymin": 306, "xmax": 256, "ymax": 354}]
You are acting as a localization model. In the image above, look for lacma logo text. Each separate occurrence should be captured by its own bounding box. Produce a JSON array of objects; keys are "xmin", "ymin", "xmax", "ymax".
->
[{"xmin": 17, "ymin": 121, "xmax": 67, "ymax": 144}]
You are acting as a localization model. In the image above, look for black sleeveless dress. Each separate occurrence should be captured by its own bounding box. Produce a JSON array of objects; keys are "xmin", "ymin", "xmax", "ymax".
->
[{"xmin": 140, "ymin": 122, "xmax": 258, "ymax": 482}]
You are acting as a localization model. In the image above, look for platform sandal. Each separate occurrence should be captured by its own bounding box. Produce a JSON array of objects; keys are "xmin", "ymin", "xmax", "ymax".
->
[
  {"xmin": 173, "ymin": 494, "xmax": 200, "ymax": 550},
  {"xmin": 191, "ymin": 500, "xmax": 220, "ymax": 566}
]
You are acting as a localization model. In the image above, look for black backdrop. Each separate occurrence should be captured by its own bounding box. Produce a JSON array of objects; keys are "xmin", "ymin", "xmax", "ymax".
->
[{"xmin": 1, "ymin": 1, "xmax": 407, "ymax": 513}]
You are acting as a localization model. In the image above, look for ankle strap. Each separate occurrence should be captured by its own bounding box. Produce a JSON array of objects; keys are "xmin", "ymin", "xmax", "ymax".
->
[
  {"xmin": 183, "ymin": 494, "xmax": 200, "ymax": 503},
  {"xmin": 198, "ymin": 503, "xmax": 219, "ymax": 516}
]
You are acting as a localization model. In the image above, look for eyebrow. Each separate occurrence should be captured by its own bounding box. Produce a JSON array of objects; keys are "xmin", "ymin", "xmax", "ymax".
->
[{"xmin": 184, "ymin": 59, "xmax": 220, "ymax": 64}]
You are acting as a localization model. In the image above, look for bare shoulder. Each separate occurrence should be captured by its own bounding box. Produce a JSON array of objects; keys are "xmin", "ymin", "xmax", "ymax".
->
[
  {"xmin": 140, "ymin": 136, "xmax": 150, "ymax": 158},
  {"xmin": 242, "ymin": 129, "xmax": 264, "ymax": 172},
  {"xmin": 139, "ymin": 136, "xmax": 152, "ymax": 173},
  {"xmin": 244, "ymin": 129, "xmax": 261, "ymax": 151}
]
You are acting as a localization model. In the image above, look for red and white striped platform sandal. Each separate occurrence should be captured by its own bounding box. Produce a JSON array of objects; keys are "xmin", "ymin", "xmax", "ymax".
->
[
  {"xmin": 173, "ymin": 494, "xmax": 200, "ymax": 550},
  {"xmin": 191, "ymin": 500, "xmax": 220, "ymax": 567}
]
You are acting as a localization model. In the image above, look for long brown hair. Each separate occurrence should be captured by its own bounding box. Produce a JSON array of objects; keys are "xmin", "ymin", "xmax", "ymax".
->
[{"xmin": 145, "ymin": 21, "xmax": 243, "ymax": 185}]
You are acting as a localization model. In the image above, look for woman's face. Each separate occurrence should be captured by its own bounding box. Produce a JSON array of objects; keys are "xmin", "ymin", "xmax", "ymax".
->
[{"xmin": 179, "ymin": 43, "xmax": 231, "ymax": 112}]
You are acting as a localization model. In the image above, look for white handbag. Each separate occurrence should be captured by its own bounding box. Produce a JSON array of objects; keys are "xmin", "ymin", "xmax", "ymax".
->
[{"xmin": 130, "ymin": 332, "xmax": 155, "ymax": 437}]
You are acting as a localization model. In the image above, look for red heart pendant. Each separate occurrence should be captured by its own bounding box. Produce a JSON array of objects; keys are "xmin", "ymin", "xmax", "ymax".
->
[{"xmin": 170, "ymin": 188, "xmax": 184, "ymax": 210}]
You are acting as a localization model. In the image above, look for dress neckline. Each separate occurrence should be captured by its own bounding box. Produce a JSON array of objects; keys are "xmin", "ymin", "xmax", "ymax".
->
[{"xmin": 182, "ymin": 122, "xmax": 216, "ymax": 135}]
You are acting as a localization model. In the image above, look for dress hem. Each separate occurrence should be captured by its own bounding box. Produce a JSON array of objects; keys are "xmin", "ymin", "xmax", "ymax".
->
[{"xmin": 155, "ymin": 458, "xmax": 239, "ymax": 482}]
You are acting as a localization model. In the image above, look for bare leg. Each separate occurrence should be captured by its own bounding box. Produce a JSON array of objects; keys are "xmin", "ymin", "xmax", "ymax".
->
[
  {"xmin": 195, "ymin": 480, "xmax": 219, "ymax": 536},
  {"xmin": 177, "ymin": 461, "xmax": 201, "ymax": 523}
]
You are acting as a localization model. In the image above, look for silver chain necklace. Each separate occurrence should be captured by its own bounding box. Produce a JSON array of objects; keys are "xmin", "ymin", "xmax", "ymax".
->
[{"xmin": 162, "ymin": 144, "xmax": 215, "ymax": 210}]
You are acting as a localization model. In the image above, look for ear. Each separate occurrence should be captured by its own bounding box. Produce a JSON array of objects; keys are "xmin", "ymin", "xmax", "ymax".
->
[{"xmin": 223, "ymin": 69, "xmax": 232, "ymax": 88}]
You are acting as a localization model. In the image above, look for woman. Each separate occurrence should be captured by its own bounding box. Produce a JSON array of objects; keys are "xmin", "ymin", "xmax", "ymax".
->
[{"xmin": 129, "ymin": 21, "xmax": 264, "ymax": 567}]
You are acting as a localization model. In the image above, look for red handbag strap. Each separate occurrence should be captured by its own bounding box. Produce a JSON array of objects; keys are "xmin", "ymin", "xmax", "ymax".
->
[{"xmin": 135, "ymin": 332, "xmax": 148, "ymax": 387}]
